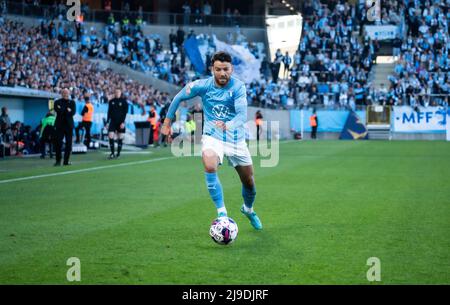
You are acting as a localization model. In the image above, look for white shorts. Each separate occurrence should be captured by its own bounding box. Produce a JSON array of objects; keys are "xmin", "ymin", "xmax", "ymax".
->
[{"xmin": 201, "ymin": 135, "xmax": 253, "ymax": 167}]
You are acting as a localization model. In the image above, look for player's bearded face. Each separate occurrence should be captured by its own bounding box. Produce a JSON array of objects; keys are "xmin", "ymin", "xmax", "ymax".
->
[{"xmin": 212, "ymin": 61, "xmax": 233, "ymax": 86}]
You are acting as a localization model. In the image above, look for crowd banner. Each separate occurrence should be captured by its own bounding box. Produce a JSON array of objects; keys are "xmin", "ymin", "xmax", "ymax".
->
[
  {"xmin": 183, "ymin": 36, "xmax": 206, "ymax": 74},
  {"xmin": 212, "ymin": 36, "xmax": 262, "ymax": 84},
  {"xmin": 364, "ymin": 25, "xmax": 399, "ymax": 40},
  {"xmin": 392, "ymin": 106, "xmax": 447, "ymax": 133}
]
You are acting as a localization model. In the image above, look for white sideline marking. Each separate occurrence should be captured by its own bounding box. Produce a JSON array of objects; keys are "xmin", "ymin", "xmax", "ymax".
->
[
  {"xmin": 101, "ymin": 151, "xmax": 153, "ymax": 155},
  {"xmin": 0, "ymin": 140, "xmax": 299, "ymax": 185},
  {"xmin": 0, "ymin": 157, "xmax": 175, "ymax": 185}
]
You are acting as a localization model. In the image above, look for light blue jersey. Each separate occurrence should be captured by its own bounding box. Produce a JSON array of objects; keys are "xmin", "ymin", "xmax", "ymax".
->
[{"xmin": 166, "ymin": 76, "xmax": 247, "ymax": 143}]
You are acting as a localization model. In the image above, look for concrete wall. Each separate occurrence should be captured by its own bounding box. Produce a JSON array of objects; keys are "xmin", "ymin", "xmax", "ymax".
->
[
  {"xmin": 0, "ymin": 97, "xmax": 24, "ymax": 123},
  {"xmin": 288, "ymin": 132, "xmax": 448, "ymax": 141},
  {"xmin": 247, "ymin": 106, "xmax": 291, "ymax": 140},
  {"xmin": 0, "ymin": 96, "xmax": 49, "ymax": 127},
  {"xmin": 391, "ymin": 133, "xmax": 446, "ymax": 140},
  {"xmin": 302, "ymin": 132, "xmax": 341, "ymax": 140}
]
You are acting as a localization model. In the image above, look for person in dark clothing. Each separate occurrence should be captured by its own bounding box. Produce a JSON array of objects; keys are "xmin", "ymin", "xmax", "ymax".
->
[
  {"xmin": 282, "ymin": 52, "xmax": 292, "ymax": 79},
  {"xmin": 147, "ymin": 105, "xmax": 157, "ymax": 146},
  {"xmin": 39, "ymin": 111, "xmax": 56, "ymax": 159},
  {"xmin": 106, "ymin": 88, "xmax": 128, "ymax": 159},
  {"xmin": 190, "ymin": 102, "xmax": 204, "ymax": 132},
  {"xmin": 169, "ymin": 28, "xmax": 177, "ymax": 53},
  {"xmin": 176, "ymin": 26, "xmax": 185, "ymax": 49},
  {"xmin": 157, "ymin": 100, "xmax": 170, "ymax": 147},
  {"xmin": 205, "ymin": 51, "xmax": 212, "ymax": 75},
  {"xmin": 188, "ymin": 102, "xmax": 203, "ymax": 145},
  {"xmin": 310, "ymin": 109, "xmax": 318, "ymax": 139},
  {"xmin": 75, "ymin": 92, "xmax": 94, "ymax": 147},
  {"xmin": 270, "ymin": 62, "xmax": 280, "ymax": 83},
  {"xmin": 0, "ymin": 107, "xmax": 11, "ymax": 131},
  {"xmin": 54, "ymin": 88, "xmax": 76, "ymax": 166},
  {"xmin": 255, "ymin": 110, "xmax": 263, "ymax": 143}
]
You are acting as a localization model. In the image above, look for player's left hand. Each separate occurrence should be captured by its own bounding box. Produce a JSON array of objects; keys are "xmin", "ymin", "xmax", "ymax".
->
[
  {"xmin": 120, "ymin": 123, "xmax": 125, "ymax": 129},
  {"xmin": 215, "ymin": 121, "xmax": 227, "ymax": 130}
]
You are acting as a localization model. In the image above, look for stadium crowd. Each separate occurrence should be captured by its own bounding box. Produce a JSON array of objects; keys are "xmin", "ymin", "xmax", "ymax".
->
[
  {"xmin": 0, "ymin": 18, "xmax": 172, "ymax": 107},
  {"xmin": 386, "ymin": 0, "xmax": 450, "ymax": 107},
  {"xmin": 246, "ymin": 0, "xmax": 378, "ymax": 110},
  {"xmin": 89, "ymin": 0, "xmax": 379, "ymax": 110},
  {"xmin": 1, "ymin": 0, "xmax": 450, "ymax": 112}
]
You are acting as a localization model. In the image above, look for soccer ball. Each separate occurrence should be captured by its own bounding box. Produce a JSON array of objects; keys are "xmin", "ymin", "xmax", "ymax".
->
[{"xmin": 209, "ymin": 217, "xmax": 238, "ymax": 245}]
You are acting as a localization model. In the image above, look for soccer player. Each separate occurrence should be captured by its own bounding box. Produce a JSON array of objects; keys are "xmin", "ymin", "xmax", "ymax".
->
[
  {"xmin": 106, "ymin": 88, "xmax": 128, "ymax": 159},
  {"xmin": 161, "ymin": 51, "xmax": 262, "ymax": 230}
]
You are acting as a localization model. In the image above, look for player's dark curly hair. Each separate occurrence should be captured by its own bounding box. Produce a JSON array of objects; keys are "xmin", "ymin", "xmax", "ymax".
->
[{"xmin": 211, "ymin": 51, "xmax": 232, "ymax": 65}]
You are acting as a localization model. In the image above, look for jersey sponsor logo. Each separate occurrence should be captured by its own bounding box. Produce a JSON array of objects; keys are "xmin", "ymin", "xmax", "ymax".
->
[{"xmin": 211, "ymin": 104, "xmax": 230, "ymax": 120}]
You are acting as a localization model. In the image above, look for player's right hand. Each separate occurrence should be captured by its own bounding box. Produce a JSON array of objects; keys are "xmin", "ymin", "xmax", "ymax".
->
[
  {"xmin": 161, "ymin": 124, "xmax": 171, "ymax": 136},
  {"xmin": 161, "ymin": 118, "xmax": 171, "ymax": 136}
]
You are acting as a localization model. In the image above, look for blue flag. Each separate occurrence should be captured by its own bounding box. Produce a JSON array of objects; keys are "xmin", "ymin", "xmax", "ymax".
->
[
  {"xmin": 183, "ymin": 36, "xmax": 205, "ymax": 74},
  {"xmin": 339, "ymin": 111, "xmax": 369, "ymax": 140}
]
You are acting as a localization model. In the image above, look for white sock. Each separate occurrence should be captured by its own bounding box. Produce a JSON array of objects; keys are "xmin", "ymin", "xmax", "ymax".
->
[
  {"xmin": 243, "ymin": 204, "xmax": 253, "ymax": 214},
  {"xmin": 217, "ymin": 207, "xmax": 227, "ymax": 216}
]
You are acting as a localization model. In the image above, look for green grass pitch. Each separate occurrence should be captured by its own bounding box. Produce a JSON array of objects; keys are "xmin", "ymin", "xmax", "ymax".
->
[{"xmin": 0, "ymin": 140, "xmax": 449, "ymax": 284}]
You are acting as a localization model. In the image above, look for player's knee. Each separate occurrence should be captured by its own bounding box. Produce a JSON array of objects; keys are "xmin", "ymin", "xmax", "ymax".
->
[
  {"xmin": 204, "ymin": 159, "xmax": 217, "ymax": 173},
  {"xmin": 202, "ymin": 150, "xmax": 218, "ymax": 173},
  {"xmin": 204, "ymin": 164, "xmax": 217, "ymax": 173}
]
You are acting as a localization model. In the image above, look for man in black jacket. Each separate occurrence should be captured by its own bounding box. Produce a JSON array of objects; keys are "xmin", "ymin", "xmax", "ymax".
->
[
  {"xmin": 107, "ymin": 88, "xmax": 128, "ymax": 159},
  {"xmin": 54, "ymin": 88, "xmax": 76, "ymax": 166}
]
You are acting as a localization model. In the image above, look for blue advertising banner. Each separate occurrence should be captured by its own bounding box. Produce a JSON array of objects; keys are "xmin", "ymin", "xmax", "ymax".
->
[{"xmin": 290, "ymin": 110, "xmax": 366, "ymax": 132}]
